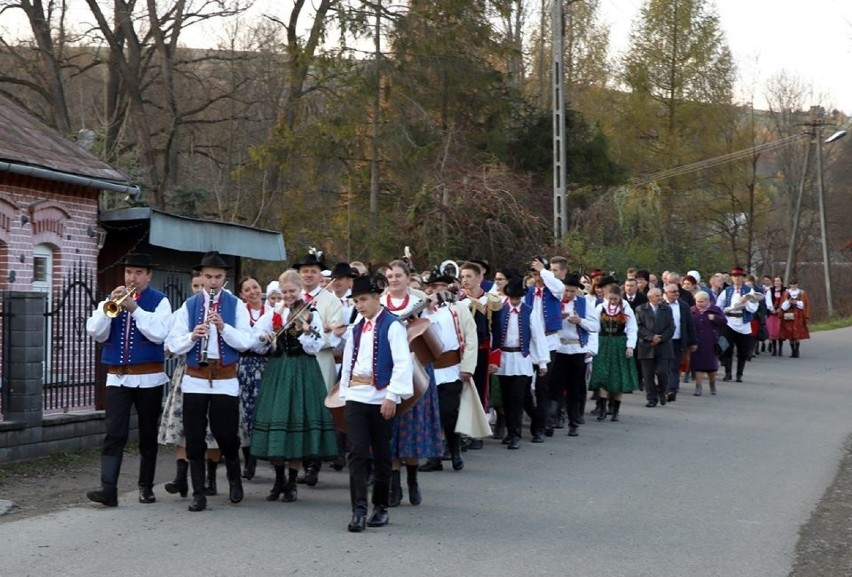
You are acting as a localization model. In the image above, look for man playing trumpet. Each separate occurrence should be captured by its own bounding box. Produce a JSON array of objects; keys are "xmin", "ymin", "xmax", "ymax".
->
[{"xmin": 85, "ymin": 253, "xmax": 172, "ymax": 507}]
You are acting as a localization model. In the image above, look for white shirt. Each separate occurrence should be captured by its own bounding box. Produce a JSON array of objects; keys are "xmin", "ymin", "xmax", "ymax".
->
[
  {"xmin": 251, "ymin": 303, "xmax": 324, "ymax": 356},
  {"xmin": 715, "ymin": 287, "xmax": 759, "ymax": 335},
  {"xmin": 497, "ymin": 303, "xmax": 549, "ymax": 377},
  {"xmin": 666, "ymin": 298, "xmax": 682, "ymax": 340},
  {"xmin": 166, "ymin": 292, "xmax": 254, "ymax": 396},
  {"xmin": 338, "ymin": 311, "xmax": 414, "ymax": 405},
  {"xmin": 86, "ymin": 290, "xmax": 172, "ymax": 388},
  {"xmin": 530, "ymin": 269, "xmax": 565, "ymax": 352},
  {"xmin": 555, "ymin": 297, "xmax": 600, "ymax": 355},
  {"xmin": 780, "ymin": 288, "xmax": 805, "ymax": 311},
  {"xmin": 424, "ymin": 305, "xmax": 462, "ymax": 385},
  {"xmin": 595, "ymin": 301, "xmax": 638, "ymax": 350}
]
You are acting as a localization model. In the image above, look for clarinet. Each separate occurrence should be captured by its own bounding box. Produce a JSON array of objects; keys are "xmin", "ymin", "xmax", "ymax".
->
[{"xmin": 198, "ymin": 287, "xmax": 215, "ymax": 368}]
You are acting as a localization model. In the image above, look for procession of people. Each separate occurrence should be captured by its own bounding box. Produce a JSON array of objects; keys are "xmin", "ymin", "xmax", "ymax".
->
[{"xmin": 85, "ymin": 251, "xmax": 810, "ymax": 530}]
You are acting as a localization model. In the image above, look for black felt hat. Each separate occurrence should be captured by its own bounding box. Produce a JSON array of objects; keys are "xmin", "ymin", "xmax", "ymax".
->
[
  {"xmin": 597, "ymin": 275, "xmax": 618, "ymax": 288},
  {"xmin": 564, "ymin": 273, "xmax": 583, "ymax": 288},
  {"xmin": 469, "ymin": 258, "xmax": 491, "ymax": 276},
  {"xmin": 118, "ymin": 253, "xmax": 157, "ymax": 269},
  {"xmin": 293, "ymin": 253, "xmax": 326, "ymax": 270},
  {"xmin": 329, "ymin": 262, "xmax": 358, "ymax": 279},
  {"xmin": 424, "ymin": 270, "xmax": 455, "ymax": 286},
  {"xmin": 351, "ymin": 275, "xmax": 383, "ymax": 296},
  {"xmin": 504, "ymin": 277, "xmax": 526, "ymax": 298},
  {"xmin": 193, "ymin": 251, "xmax": 231, "ymax": 271}
]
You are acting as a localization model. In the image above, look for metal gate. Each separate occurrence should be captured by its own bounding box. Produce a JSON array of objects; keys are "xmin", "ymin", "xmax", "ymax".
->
[
  {"xmin": 159, "ymin": 270, "xmax": 190, "ymax": 385},
  {"xmin": 43, "ymin": 262, "xmax": 100, "ymax": 413}
]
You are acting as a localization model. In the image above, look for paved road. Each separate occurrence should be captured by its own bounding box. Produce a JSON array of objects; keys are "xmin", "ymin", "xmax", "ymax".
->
[{"xmin": 2, "ymin": 328, "xmax": 852, "ymax": 577}]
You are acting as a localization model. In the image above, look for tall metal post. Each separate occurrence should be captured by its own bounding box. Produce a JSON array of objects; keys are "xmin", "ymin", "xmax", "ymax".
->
[
  {"xmin": 784, "ymin": 133, "xmax": 811, "ymax": 285},
  {"xmin": 552, "ymin": 0, "xmax": 567, "ymax": 244},
  {"xmin": 815, "ymin": 121, "xmax": 834, "ymax": 316}
]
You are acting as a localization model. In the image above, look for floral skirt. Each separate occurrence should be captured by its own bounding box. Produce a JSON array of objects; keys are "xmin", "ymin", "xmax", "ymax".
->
[
  {"xmin": 239, "ymin": 355, "xmax": 268, "ymax": 446},
  {"xmin": 158, "ymin": 360, "xmax": 218, "ymax": 448},
  {"xmin": 250, "ymin": 354, "xmax": 338, "ymax": 462},
  {"xmin": 390, "ymin": 363, "xmax": 443, "ymax": 461},
  {"xmin": 588, "ymin": 335, "xmax": 639, "ymax": 394}
]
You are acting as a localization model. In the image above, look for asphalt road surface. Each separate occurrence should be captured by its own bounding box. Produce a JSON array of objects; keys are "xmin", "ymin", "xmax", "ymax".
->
[{"xmin": 2, "ymin": 328, "xmax": 851, "ymax": 577}]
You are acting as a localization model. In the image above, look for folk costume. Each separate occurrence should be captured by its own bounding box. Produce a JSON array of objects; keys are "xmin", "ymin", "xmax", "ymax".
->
[
  {"xmin": 419, "ymin": 275, "xmax": 478, "ymax": 474},
  {"xmin": 588, "ymin": 297, "xmax": 637, "ymax": 422},
  {"xmin": 764, "ymin": 284, "xmax": 786, "ymax": 356},
  {"xmin": 166, "ymin": 251, "xmax": 255, "ymax": 512},
  {"xmin": 715, "ymin": 268, "xmax": 759, "ymax": 382},
  {"xmin": 493, "ymin": 278, "xmax": 550, "ymax": 449},
  {"xmin": 524, "ymin": 261, "xmax": 564, "ymax": 440},
  {"xmin": 551, "ymin": 273, "xmax": 600, "ymax": 433},
  {"xmin": 85, "ymin": 253, "xmax": 171, "ymax": 507},
  {"xmin": 250, "ymin": 300, "xmax": 338, "ymax": 502},
  {"xmin": 238, "ymin": 298, "xmax": 268, "ymax": 479},
  {"xmin": 778, "ymin": 286, "xmax": 810, "ymax": 357},
  {"xmin": 338, "ymin": 277, "xmax": 413, "ymax": 532}
]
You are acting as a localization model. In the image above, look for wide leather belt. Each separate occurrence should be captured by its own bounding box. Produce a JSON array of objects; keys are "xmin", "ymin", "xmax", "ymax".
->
[
  {"xmin": 433, "ymin": 349, "xmax": 462, "ymax": 369},
  {"xmin": 107, "ymin": 362, "xmax": 163, "ymax": 375},
  {"xmin": 186, "ymin": 360, "xmax": 238, "ymax": 381},
  {"xmin": 502, "ymin": 346, "xmax": 523, "ymax": 353},
  {"xmin": 560, "ymin": 338, "xmax": 580, "ymax": 345},
  {"xmin": 349, "ymin": 375, "xmax": 375, "ymax": 388}
]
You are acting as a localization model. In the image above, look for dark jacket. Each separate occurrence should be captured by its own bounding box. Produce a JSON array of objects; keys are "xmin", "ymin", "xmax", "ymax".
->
[
  {"xmin": 623, "ymin": 290, "xmax": 647, "ymax": 311},
  {"xmin": 665, "ymin": 298, "xmax": 698, "ymax": 348},
  {"xmin": 636, "ymin": 302, "xmax": 675, "ymax": 360}
]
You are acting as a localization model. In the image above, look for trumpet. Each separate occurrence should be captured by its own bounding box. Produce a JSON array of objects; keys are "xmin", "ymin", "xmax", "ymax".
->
[
  {"xmin": 103, "ymin": 284, "xmax": 137, "ymax": 318},
  {"xmin": 199, "ymin": 281, "xmax": 228, "ymax": 368}
]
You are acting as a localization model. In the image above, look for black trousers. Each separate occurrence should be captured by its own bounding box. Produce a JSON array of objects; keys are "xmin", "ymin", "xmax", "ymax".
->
[
  {"xmin": 667, "ymin": 339, "xmax": 684, "ymax": 394},
  {"xmin": 472, "ymin": 348, "xmax": 490, "ymax": 410},
  {"xmin": 183, "ymin": 392, "xmax": 241, "ymax": 461},
  {"xmin": 640, "ymin": 356, "xmax": 670, "ymax": 403},
  {"xmin": 525, "ymin": 350, "xmax": 554, "ymax": 434},
  {"xmin": 551, "ymin": 352, "xmax": 587, "ymax": 427},
  {"xmin": 345, "ymin": 401, "xmax": 393, "ymax": 514},
  {"xmin": 721, "ymin": 327, "xmax": 753, "ymax": 378},
  {"xmin": 103, "ymin": 385, "xmax": 163, "ymax": 464},
  {"xmin": 437, "ymin": 380, "xmax": 463, "ymax": 454},
  {"xmin": 499, "ymin": 375, "xmax": 531, "ymax": 439}
]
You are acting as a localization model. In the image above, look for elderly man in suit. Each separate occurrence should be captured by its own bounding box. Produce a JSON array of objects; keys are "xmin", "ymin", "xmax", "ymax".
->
[
  {"xmin": 662, "ymin": 283, "xmax": 698, "ymax": 402},
  {"xmin": 635, "ymin": 288, "xmax": 675, "ymax": 408}
]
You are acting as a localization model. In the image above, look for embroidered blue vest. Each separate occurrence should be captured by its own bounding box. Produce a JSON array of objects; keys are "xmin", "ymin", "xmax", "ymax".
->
[
  {"xmin": 491, "ymin": 302, "xmax": 532, "ymax": 357},
  {"xmin": 572, "ymin": 296, "xmax": 590, "ymax": 348},
  {"xmin": 185, "ymin": 291, "xmax": 240, "ymax": 368},
  {"xmin": 525, "ymin": 285, "xmax": 562, "ymax": 333},
  {"xmin": 349, "ymin": 309, "xmax": 398, "ymax": 390},
  {"xmin": 101, "ymin": 287, "xmax": 167, "ymax": 366},
  {"xmin": 723, "ymin": 286, "xmax": 754, "ymax": 323}
]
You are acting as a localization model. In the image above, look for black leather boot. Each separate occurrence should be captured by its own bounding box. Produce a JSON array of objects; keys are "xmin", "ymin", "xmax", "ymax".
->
[
  {"xmin": 267, "ymin": 465, "xmax": 286, "ymax": 501},
  {"xmin": 188, "ymin": 459, "xmax": 207, "ymax": 512},
  {"xmin": 367, "ymin": 479, "xmax": 390, "ymax": 527},
  {"xmin": 282, "ymin": 468, "xmax": 298, "ymax": 502},
  {"xmin": 165, "ymin": 459, "xmax": 189, "ymax": 497},
  {"xmin": 241, "ymin": 447, "xmax": 256, "ymax": 480},
  {"xmin": 225, "ymin": 458, "xmax": 244, "ymax": 503},
  {"xmin": 87, "ymin": 454, "xmax": 122, "ymax": 507},
  {"xmin": 138, "ymin": 455, "xmax": 157, "ymax": 504},
  {"xmin": 792, "ymin": 342, "xmax": 800, "ymax": 358},
  {"xmin": 204, "ymin": 459, "xmax": 218, "ymax": 496},
  {"xmin": 777, "ymin": 341, "xmax": 784, "ymax": 357},
  {"xmin": 596, "ymin": 398, "xmax": 607, "ymax": 421},
  {"xmin": 304, "ymin": 461, "xmax": 320, "ymax": 486},
  {"xmin": 611, "ymin": 400, "xmax": 621, "ymax": 422},
  {"xmin": 388, "ymin": 470, "xmax": 402, "ymax": 507},
  {"xmin": 406, "ymin": 464, "xmax": 421, "ymax": 506}
]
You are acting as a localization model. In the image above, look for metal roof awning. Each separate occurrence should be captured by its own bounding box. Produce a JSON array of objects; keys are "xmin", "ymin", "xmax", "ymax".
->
[{"xmin": 100, "ymin": 208, "xmax": 286, "ymax": 261}]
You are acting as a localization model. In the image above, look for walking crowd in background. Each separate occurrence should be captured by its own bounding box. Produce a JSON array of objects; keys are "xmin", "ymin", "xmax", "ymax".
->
[{"xmin": 84, "ymin": 250, "xmax": 811, "ymax": 532}]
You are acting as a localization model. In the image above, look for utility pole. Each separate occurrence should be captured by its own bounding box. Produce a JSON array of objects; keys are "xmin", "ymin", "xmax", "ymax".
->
[
  {"xmin": 552, "ymin": 0, "xmax": 567, "ymax": 244},
  {"xmin": 784, "ymin": 131, "xmax": 811, "ymax": 285},
  {"xmin": 370, "ymin": 0, "xmax": 381, "ymax": 231},
  {"xmin": 814, "ymin": 117, "xmax": 834, "ymax": 317}
]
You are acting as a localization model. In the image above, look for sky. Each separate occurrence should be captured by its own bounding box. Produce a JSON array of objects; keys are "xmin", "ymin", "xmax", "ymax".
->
[{"xmin": 598, "ymin": 0, "xmax": 852, "ymax": 113}]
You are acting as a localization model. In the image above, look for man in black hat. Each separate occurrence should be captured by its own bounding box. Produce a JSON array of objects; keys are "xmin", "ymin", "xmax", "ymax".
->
[
  {"xmin": 85, "ymin": 253, "xmax": 172, "ymax": 507},
  {"xmin": 492, "ymin": 277, "xmax": 549, "ymax": 449},
  {"xmin": 166, "ymin": 251, "xmax": 255, "ymax": 512},
  {"xmin": 337, "ymin": 276, "xmax": 413, "ymax": 532},
  {"xmin": 418, "ymin": 271, "xmax": 478, "ymax": 473}
]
